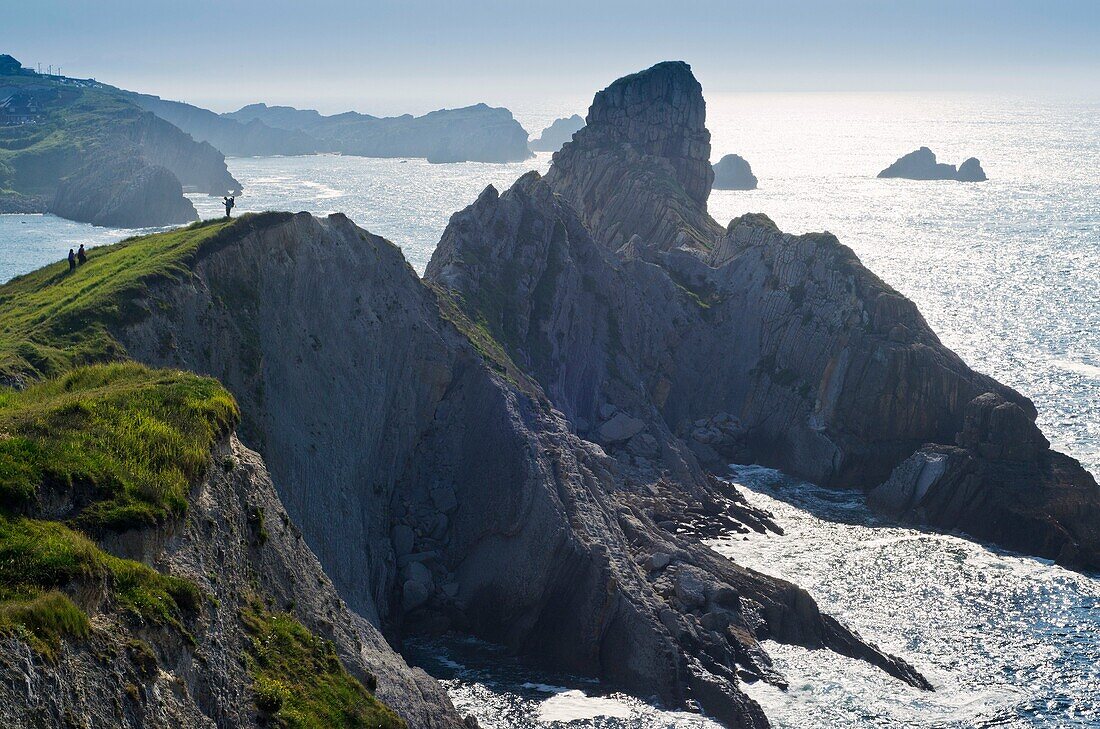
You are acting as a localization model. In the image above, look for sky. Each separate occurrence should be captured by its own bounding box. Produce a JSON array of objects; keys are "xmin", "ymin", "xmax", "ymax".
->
[{"xmin": 4, "ymin": 0, "xmax": 1099, "ymax": 115}]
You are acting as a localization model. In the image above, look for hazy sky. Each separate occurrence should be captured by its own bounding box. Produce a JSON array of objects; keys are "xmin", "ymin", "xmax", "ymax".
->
[{"xmin": 5, "ymin": 0, "xmax": 1099, "ymax": 114}]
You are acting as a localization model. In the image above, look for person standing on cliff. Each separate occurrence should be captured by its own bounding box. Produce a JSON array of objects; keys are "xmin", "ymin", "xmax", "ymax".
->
[
  {"xmin": 67, "ymin": 248, "xmax": 76, "ymax": 272},
  {"xmin": 223, "ymin": 196, "xmax": 235, "ymax": 218},
  {"xmin": 77, "ymin": 244, "xmax": 87, "ymax": 265}
]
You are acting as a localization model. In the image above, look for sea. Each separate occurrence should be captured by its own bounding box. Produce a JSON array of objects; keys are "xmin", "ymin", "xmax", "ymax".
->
[{"xmin": 1, "ymin": 92, "xmax": 1097, "ymax": 728}]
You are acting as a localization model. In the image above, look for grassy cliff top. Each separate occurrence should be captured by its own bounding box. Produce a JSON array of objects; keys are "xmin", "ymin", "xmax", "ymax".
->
[{"xmin": 0, "ymin": 213, "xmax": 290, "ymax": 381}]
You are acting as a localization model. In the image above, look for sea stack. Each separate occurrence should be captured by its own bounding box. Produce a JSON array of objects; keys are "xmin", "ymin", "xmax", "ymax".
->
[
  {"xmin": 712, "ymin": 153, "xmax": 758, "ymax": 190},
  {"xmin": 878, "ymin": 146, "xmax": 987, "ymax": 181}
]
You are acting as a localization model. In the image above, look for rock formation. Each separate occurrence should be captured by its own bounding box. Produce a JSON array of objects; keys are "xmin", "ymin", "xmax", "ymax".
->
[
  {"xmin": 870, "ymin": 393, "xmax": 1100, "ymax": 569},
  {"xmin": 878, "ymin": 147, "xmax": 987, "ymax": 181},
  {"xmin": 544, "ymin": 61, "xmax": 723, "ymax": 251},
  {"xmin": 528, "ymin": 114, "xmax": 585, "ymax": 152},
  {"xmin": 223, "ymin": 102, "xmax": 532, "ymax": 163},
  {"xmin": 50, "ymin": 157, "xmax": 198, "ymax": 228},
  {"xmin": 712, "ymin": 153, "xmax": 758, "ymax": 190}
]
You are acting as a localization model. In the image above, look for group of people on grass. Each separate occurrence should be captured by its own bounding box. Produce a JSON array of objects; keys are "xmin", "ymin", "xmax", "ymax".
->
[{"xmin": 67, "ymin": 244, "xmax": 86, "ymax": 272}]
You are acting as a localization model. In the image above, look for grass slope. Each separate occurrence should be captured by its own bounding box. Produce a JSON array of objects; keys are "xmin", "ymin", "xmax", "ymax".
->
[
  {"xmin": 0, "ymin": 212, "xmax": 289, "ymax": 380},
  {"xmin": 0, "ymin": 215, "xmax": 406, "ymax": 725}
]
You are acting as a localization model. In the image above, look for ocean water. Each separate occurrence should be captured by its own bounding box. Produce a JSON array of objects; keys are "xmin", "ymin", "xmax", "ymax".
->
[{"xmin": 0, "ymin": 92, "xmax": 1096, "ymax": 727}]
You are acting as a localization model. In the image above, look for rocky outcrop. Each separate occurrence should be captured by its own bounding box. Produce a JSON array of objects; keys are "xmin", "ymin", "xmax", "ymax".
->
[
  {"xmin": 125, "ymin": 111, "xmax": 241, "ymax": 195},
  {"xmin": 544, "ymin": 61, "xmax": 723, "ymax": 251},
  {"xmin": 0, "ymin": 431, "xmax": 463, "ymax": 729},
  {"xmin": 50, "ymin": 157, "xmax": 198, "ymax": 228},
  {"xmin": 528, "ymin": 114, "xmax": 585, "ymax": 152},
  {"xmin": 224, "ymin": 102, "xmax": 532, "ymax": 163},
  {"xmin": 104, "ymin": 211, "xmax": 930, "ymax": 728},
  {"xmin": 712, "ymin": 154, "xmax": 758, "ymax": 190},
  {"xmin": 878, "ymin": 147, "xmax": 987, "ymax": 181},
  {"xmin": 869, "ymin": 393, "xmax": 1100, "ymax": 569}
]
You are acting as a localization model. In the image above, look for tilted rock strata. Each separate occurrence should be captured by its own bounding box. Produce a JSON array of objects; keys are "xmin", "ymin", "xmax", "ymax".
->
[
  {"xmin": 0, "ymin": 433, "xmax": 463, "ymax": 729},
  {"xmin": 870, "ymin": 393, "xmax": 1100, "ymax": 569},
  {"xmin": 113, "ymin": 211, "xmax": 929, "ymax": 728}
]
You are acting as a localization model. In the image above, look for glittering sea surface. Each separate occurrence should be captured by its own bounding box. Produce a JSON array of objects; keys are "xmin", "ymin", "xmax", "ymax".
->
[{"xmin": 1, "ymin": 92, "xmax": 1096, "ymax": 727}]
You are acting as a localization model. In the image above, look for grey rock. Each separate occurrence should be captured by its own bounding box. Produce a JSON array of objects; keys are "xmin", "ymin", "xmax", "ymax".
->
[
  {"xmin": 392, "ymin": 523, "xmax": 416, "ymax": 556},
  {"xmin": 647, "ymin": 552, "xmax": 672, "ymax": 571},
  {"xmin": 599, "ymin": 412, "xmax": 645, "ymax": 443},
  {"xmin": 878, "ymin": 147, "xmax": 987, "ymax": 182},
  {"xmin": 711, "ymin": 153, "xmax": 758, "ymax": 190},
  {"xmin": 403, "ymin": 579, "xmax": 431, "ymax": 611},
  {"xmin": 430, "ymin": 485, "xmax": 459, "ymax": 514}
]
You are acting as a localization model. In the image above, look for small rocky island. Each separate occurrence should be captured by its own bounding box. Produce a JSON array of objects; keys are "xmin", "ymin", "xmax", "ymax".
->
[
  {"xmin": 528, "ymin": 114, "xmax": 585, "ymax": 152},
  {"xmin": 878, "ymin": 146, "xmax": 987, "ymax": 181},
  {"xmin": 711, "ymin": 153, "xmax": 758, "ymax": 189}
]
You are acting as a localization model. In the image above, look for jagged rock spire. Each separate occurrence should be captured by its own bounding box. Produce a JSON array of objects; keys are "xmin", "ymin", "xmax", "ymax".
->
[{"xmin": 546, "ymin": 61, "xmax": 723, "ymax": 252}]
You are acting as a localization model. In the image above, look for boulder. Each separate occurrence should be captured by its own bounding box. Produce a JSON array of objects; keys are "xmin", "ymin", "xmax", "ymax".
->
[{"xmin": 599, "ymin": 412, "xmax": 645, "ymax": 443}]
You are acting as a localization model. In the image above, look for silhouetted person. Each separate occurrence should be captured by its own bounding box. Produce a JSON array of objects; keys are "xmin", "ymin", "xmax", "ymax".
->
[
  {"xmin": 223, "ymin": 196, "xmax": 235, "ymax": 218},
  {"xmin": 77, "ymin": 244, "xmax": 87, "ymax": 265},
  {"xmin": 68, "ymin": 248, "xmax": 76, "ymax": 272}
]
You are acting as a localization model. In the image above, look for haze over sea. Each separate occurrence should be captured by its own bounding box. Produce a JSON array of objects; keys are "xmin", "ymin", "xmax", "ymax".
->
[{"xmin": 2, "ymin": 91, "xmax": 1097, "ymax": 727}]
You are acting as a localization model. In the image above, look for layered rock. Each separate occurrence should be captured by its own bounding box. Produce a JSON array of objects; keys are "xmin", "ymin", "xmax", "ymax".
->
[
  {"xmin": 712, "ymin": 154, "xmax": 758, "ymax": 190},
  {"xmin": 870, "ymin": 393, "xmax": 1100, "ymax": 569},
  {"xmin": 878, "ymin": 147, "xmax": 987, "ymax": 181},
  {"xmin": 544, "ymin": 61, "xmax": 723, "ymax": 251},
  {"xmin": 0, "ymin": 430, "xmax": 463, "ymax": 729},
  {"xmin": 528, "ymin": 114, "xmax": 585, "ymax": 152},
  {"xmin": 105, "ymin": 211, "xmax": 930, "ymax": 727}
]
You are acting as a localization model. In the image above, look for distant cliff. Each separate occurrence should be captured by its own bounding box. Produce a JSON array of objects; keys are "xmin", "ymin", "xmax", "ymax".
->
[
  {"xmin": 711, "ymin": 153, "xmax": 757, "ymax": 190},
  {"xmin": 0, "ymin": 59, "xmax": 239, "ymax": 227},
  {"xmin": 120, "ymin": 91, "xmax": 319, "ymax": 157},
  {"xmin": 528, "ymin": 114, "xmax": 584, "ymax": 152},
  {"xmin": 224, "ymin": 102, "xmax": 532, "ymax": 162}
]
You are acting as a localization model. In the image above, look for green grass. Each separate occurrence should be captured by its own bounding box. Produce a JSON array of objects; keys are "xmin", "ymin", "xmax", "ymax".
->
[
  {"xmin": 0, "ymin": 514, "xmax": 201, "ymax": 655},
  {"xmin": 0, "ymin": 212, "xmax": 290, "ymax": 380},
  {"xmin": 0, "ymin": 362, "xmax": 238, "ymax": 530},
  {"xmin": 241, "ymin": 598, "xmax": 406, "ymax": 729}
]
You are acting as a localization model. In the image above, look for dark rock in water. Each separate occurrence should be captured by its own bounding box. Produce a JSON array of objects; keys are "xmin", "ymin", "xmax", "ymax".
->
[
  {"xmin": 869, "ymin": 393, "xmax": 1100, "ymax": 570},
  {"xmin": 545, "ymin": 60, "xmax": 722, "ymax": 251},
  {"xmin": 528, "ymin": 114, "xmax": 585, "ymax": 152},
  {"xmin": 878, "ymin": 146, "xmax": 987, "ymax": 181},
  {"xmin": 712, "ymin": 153, "xmax": 758, "ymax": 190},
  {"xmin": 955, "ymin": 157, "xmax": 988, "ymax": 182},
  {"xmin": 50, "ymin": 158, "xmax": 197, "ymax": 228}
]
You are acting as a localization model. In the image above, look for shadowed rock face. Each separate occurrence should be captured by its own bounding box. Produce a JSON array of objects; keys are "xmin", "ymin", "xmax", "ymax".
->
[
  {"xmin": 545, "ymin": 61, "xmax": 723, "ymax": 251},
  {"xmin": 878, "ymin": 147, "xmax": 987, "ymax": 182},
  {"xmin": 870, "ymin": 393, "xmax": 1100, "ymax": 569},
  {"xmin": 114, "ymin": 211, "xmax": 930, "ymax": 729},
  {"xmin": 50, "ymin": 158, "xmax": 198, "ymax": 228},
  {"xmin": 712, "ymin": 154, "xmax": 758, "ymax": 190},
  {"xmin": 453, "ymin": 60, "xmax": 1095, "ymax": 565}
]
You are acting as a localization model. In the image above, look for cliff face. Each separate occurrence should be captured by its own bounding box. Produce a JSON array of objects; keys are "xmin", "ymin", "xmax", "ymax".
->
[
  {"xmin": 545, "ymin": 61, "xmax": 723, "ymax": 251},
  {"xmin": 50, "ymin": 156, "xmax": 197, "ymax": 228},
  {"xmin": 0, "ymin": 432, "xmax": 460, "ymax": 729},
  {"xmin": 110, "ymin": 212, "xmax": 930, "ymax": 727},
  {"xmin": 222, "ymin": 102, "xmax": 532, "ymax": 163},
  {"xmin": 122, "ymin": 91, "xmax": 319, "ymax": 157},
  {"xmin": 446, "ymin": 61, "xmax": 1097, "ymax": 562}
]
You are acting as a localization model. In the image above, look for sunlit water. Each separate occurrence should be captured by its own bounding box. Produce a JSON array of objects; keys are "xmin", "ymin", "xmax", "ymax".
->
[{"xmin": 1, "ymin": 92, "xmax": 1096, "ymax": 726}]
